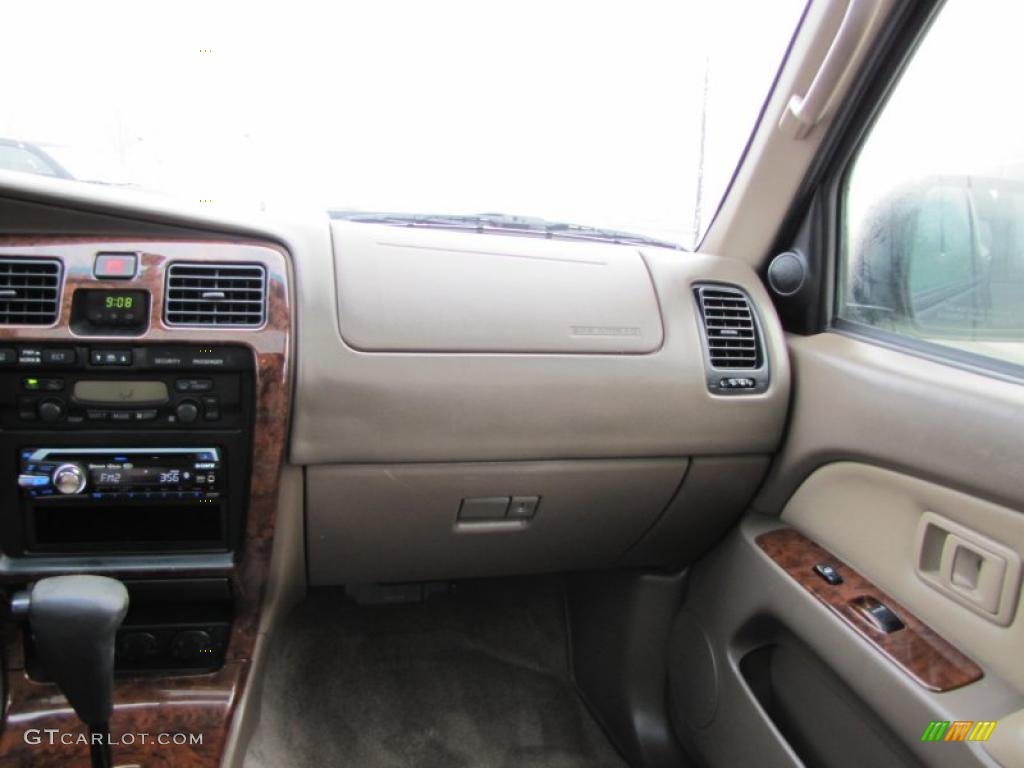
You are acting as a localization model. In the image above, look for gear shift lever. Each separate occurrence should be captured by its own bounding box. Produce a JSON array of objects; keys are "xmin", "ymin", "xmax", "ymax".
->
[{"xmin": 11, "ymin": 575, "xmax": 129, "ymax": 768}]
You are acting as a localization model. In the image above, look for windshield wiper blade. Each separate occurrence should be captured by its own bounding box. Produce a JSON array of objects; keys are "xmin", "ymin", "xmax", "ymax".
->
[{"xmin": 329, "ymin": 210, "xmax": 684, "ymax": 250}]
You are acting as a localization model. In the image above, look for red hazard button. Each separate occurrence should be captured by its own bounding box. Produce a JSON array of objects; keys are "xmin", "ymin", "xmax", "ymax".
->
[{"xmin": 94, "ymin": 252, "xmax": 138, "ymax": 279}]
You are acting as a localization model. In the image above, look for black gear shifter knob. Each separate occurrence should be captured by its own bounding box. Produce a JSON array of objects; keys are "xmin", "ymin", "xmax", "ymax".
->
[{"xmin": 12, "ymin": 575, "xmax": 129, "ymax": 729}]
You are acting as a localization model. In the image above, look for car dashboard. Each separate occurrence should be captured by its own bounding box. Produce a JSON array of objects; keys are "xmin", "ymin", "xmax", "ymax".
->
[{"xmin": 0, "ymin": 185, "xmax": 788, "ymax": 766}]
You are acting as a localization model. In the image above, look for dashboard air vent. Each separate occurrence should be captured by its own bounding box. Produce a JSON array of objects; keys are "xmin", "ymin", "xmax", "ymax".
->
[
  {"xmin": 165, "ymin": 263, "xmax": 266, "ymax": 327},
  {"xmin": 695, "ymin": 285, "xmax": 762, "ymax": 369},
  {"xmin": 0, "ymin": 258, "xmax": 62, "ymax": 325}
]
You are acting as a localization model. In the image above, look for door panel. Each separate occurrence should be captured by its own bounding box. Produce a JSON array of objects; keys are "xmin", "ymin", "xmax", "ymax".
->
[
  {"xmin": 756, "ymin": 332, "xmax": 1024, "ymax": 515},
  {"xmin": 673, "ymin": 333, "xmax": 1024, "ymax": 768},
  {"xmin": 781, "ymin": 461, "xmax": 1024, "ymax": 691},
  {"xmin": 674, "ymin": 515, "xmax": 1021, "ymax": 768}
]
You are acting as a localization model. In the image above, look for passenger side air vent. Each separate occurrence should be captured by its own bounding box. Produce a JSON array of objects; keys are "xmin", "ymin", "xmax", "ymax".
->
[
  {"xmin": 0, "ymin": 258, "xmax": 62, "ymax": 325},
  {"xmin": 165, "ymin": 263, "xmax": 266, "ymax": 327},
  {"xmin": 694, "ymin": 284, "xmax": 768, "ymax": 394}
]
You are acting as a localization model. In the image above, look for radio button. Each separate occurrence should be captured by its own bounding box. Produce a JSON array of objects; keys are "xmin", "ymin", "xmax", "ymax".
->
[
  {"xmin": 18, "ymin": 473, "xmax": 50, "ymax": 489},
  {"xmin": 110, "ymin": 410, "xmax": 132, "ymax": 421},
  {"xmin": 87, "ymin": 409, "xmax": 110, "ymax": 420},
  {"xmin": 24, "ymin": 377, "xmax": 65, "ymax": 391},
  {"xmin": 176, "ymin": 400, "xmax": 200, "ymax": 424},
  {"xmin": 134, "ymin": 409, "xmax": 158, "ymax": 421},
  {"xmin": 201, "ymin": 396, "xmax": 220, "ymax": 420},
  {"xmin": 175, "ymin": 378, "xmax": 213, "ymax": 393},
  {"xmin": 52, "ymin": 463, "xmax": 87, "ymax": 495},
  {"xmin": 38, "ymin": 399, "xmax": 65, "ymax": 423}
]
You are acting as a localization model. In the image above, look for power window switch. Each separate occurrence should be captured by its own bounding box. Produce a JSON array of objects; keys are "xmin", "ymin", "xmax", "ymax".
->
[
  {"xmin": 508, "ymin": 496, "xmax": 540, "ymax": 520},
  {"xmin": 813, "ymin": 563, "xmax": 843, "ymax": 585},
  {"xmin": 851, "ymin": 596, "xmax": 905, "ymax": 633}
]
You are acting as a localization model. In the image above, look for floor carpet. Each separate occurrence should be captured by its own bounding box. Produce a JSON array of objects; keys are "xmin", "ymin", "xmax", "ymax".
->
[{"xmin": 244, "ymin": 578, "xmax": 627, "ymax": 768}]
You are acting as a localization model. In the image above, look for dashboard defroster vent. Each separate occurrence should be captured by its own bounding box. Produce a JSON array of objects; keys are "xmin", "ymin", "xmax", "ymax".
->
[
  {"xmin": 165, "ymin": 263, "xmax": 266, "ymax": 327},
  {"xmin": 695, "ymin": 285, "xmax": 762, "ymax": 369},
  {"xmin": 0, "ymin": 258, "xmax": 62, "ymax": 325}
]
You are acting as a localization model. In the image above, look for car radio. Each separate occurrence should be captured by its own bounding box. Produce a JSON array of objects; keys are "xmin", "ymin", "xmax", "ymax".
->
[
  {"xmin": 0, "ymin": 343, "xmax": 252, "ymax": 429},
  {"xmin": 0, "ymin": 344, "xmax": 254, "ymax": 557},
  {"xmin": 18, "ymin": 447, "xmax": 222, "ymax": 501}
]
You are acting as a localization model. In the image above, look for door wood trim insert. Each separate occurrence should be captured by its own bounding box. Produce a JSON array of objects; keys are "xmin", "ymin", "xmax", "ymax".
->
[{"xmin": 757, "ymin": 527, "xmax": 983, "ymax": 692}]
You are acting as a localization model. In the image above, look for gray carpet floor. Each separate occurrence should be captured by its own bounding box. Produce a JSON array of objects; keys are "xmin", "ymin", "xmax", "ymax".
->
[{"xmin": 244, "ymin": 578, "xmax": 627, "ymax": 768}]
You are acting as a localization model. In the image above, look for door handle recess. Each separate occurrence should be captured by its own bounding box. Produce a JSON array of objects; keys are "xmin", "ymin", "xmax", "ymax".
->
[{"xmin": 915, "ymin": 511, "xmax": 1022, "ymax": 626}]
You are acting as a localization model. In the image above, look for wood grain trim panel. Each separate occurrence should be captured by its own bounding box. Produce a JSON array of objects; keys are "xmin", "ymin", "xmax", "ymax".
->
[
  {"xmin": 0, "ymin": 238, "xmax": 291, "ymax": 767},
  {"xmin": 757, "ymin": 528, "xmax": 983, "ymax": 692}
]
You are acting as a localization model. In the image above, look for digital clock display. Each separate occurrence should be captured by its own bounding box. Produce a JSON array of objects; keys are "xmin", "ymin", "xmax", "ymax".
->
[
  {"xmin": 81, "ymin": 289, "xmax": 149, "ymax": 330},
  {"xmin": 104, "ymin": 294, "xmax": 135, "ymax": 309}
]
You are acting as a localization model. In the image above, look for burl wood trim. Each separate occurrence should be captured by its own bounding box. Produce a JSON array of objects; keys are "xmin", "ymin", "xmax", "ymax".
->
[
  {"xmin": 1, "ymin": 665, "xmax": 241, "ymax": 768},
  {"xmin": 0, "ymin": 238, "xmax": 292, "ymax": 766},
  {"xmin": 757, "ymin": 528, "xmax": 983, "ymax": 692}
]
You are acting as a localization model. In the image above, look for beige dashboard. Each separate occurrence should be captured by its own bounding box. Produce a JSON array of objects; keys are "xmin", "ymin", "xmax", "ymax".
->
[
  {"xmin": 0, "ymin": 177, "xmax": 792, "ymax": 585},
  {"xmin": 294, "ymin": 221, "xmax": 790, "ymax": 582},
  {"xmin": 293, "ymin": 221, "xmax": 789, "ymax": 465}
]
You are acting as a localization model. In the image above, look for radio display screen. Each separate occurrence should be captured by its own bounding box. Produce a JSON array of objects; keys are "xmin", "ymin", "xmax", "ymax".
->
[{"xmin": 86, "ymin": 461, "xmax": 216, "ymax": 490}]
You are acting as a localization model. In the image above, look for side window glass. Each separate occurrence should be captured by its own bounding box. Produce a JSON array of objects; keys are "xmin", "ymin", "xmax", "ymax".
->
[{"xmin": 839, "ymin": 0, "xmax": 1024, "ymax": 368}]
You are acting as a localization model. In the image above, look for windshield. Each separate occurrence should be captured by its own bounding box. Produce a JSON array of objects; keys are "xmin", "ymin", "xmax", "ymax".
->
[{"xmin": 2, "ymin": 0, "xmax": 805, "ymax": 248}]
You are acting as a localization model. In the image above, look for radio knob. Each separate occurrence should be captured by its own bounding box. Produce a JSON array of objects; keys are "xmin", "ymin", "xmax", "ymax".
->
[
  {"xmin": 176, "ymin": 400, "xmax": 199, "ymax": 424},
  {"xmin": 38, "ymin": 399, "xmax": 65, "ymax": 422},
  {"xmin": 52, "ymin": 463, "xmax": 87, "ymax": 495}
]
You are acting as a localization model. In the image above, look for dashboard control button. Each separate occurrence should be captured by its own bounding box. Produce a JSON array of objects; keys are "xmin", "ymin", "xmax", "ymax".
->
[
  {"xmin": 175, "ymin": 378, "xmax": 213, "ymax": 392},
  {"xmin": 42, "ymin": 348, "xmax": 76, "ymax": 365},
  {"xmin": 24, "ymin": 377, "xmax": 64, "ymax": 391},
  {"xmin": 110, "ymin": 410, "xmax": 132, "ymax": 421},
  {"xmin": 38, "ymin": 399, "xmax": 65, "ymax": 422},
  {"xmin": 52, "ymin": 463, "xmax": 87, "ymax": 495},
  {"xmin": 90, "ymin": 349, "xmax": 133, "ymax": 366},
  {"xmin": 201, "ymin": 395, "xmax": 220, "ymax": 420},
  {"xmin": 0, "ymin": 348, "xmax": 16, "ymax": 364},
  {"xmin": 86, "ymin": 409, "xmax": 110, "ymax": 420},
  {"xmin": 134, "ymin": 409, "xmax": 158, "ymax": 421},
  {"xmin": 18, "ymin": 348, "xmax": 42, "ymax": 365},
  {"xmin": 94, "ymin": 253, "xmax": 138, "ymax": 279},
  {"xmin": 117, "ymin": 631, "xmax": 158, "ymax": 662},
  {"xmin": 18, "ymin": 473, "xmax": 50, "ymax": 489},
  {"xmin": 175, "ymin": 400, "xmax": 200, "ymax": 424},
  {"xmin": 171, "ymin": 630, "xmax": 213, "ymax": 662}
]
